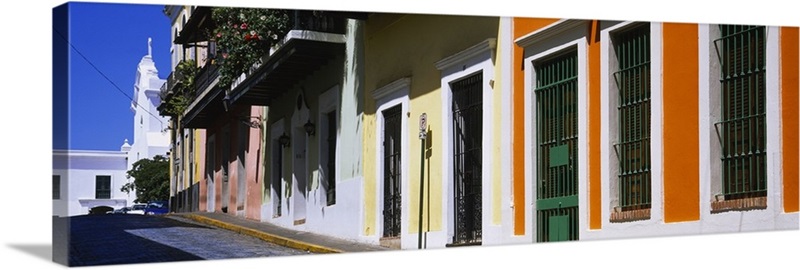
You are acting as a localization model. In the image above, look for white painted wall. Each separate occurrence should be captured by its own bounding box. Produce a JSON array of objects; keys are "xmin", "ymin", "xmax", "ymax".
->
[
  {"xmin": 494, "ymin": 17, "xmax": 529, "ymax": 246},
  {"xmin": 259, "ymin": 19, "xmax": 374, "ymax": 245},
  {"xmin": 52, "ymin": 150, "xmax": 132, "ymax": 217},
  {"xmin": 303, "ymin": 19, "xmax": 371, "ymax": 244}
]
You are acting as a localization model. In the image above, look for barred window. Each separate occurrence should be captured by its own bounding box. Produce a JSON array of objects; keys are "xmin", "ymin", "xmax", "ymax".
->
[
  {"xmin": 53, "ymin": 175, "xmax": 61, "ymax": 200},
  {"xmin": 714, "ymin": 25, "xmax": 767, "ymax": 200},
  {"xmin": 95, "ymin": 175, "xmax": 111, "ymax": 199},
  {"xmin": 612, "ymin": 24, "xmax": 651, "ymax": 212}
]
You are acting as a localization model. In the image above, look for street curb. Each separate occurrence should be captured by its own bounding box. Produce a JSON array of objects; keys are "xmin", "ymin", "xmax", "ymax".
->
[{"xmin": 182, "ymin": 214, "xmax": 343, "ymax": 254}]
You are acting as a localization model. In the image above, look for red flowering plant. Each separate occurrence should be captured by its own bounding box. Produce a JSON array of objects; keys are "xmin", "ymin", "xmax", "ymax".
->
[{"xmin": 211, "ymin": 7, "xmax": 290, "ymax": 89}]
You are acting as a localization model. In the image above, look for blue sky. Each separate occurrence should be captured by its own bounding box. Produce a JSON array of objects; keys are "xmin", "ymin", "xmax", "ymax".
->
[{"xmin": 58, "ymin": 2, "xmax": 172, "ymax": 151}]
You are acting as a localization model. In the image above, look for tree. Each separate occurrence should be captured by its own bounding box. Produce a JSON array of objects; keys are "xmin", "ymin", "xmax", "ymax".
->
[{"xmin": 121, "ymin": 155, "xmax": 169, "ymax": 203}]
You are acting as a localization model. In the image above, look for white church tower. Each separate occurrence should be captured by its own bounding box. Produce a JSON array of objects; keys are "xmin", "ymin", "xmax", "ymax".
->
[{"xmin": 126, "ymin": 37, "xmax": 170, "ymax": 168}]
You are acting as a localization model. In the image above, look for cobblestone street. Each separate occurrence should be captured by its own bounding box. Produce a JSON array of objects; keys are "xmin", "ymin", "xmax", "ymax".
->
[{"xmin": 57, "ymin": 214, "xmax": 311, "ymax": 266}]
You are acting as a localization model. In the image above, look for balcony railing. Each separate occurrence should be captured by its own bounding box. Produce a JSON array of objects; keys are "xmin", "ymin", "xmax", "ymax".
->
[
  {"xmin": 180, "ymin": 8, "xmax": 351, "ymax": 127},
  {"xmin": 160, "ymin": 70, "xmax": 185, "ymax": 100},
  {"xmin": 192, "ymin": 57, "xmax": 219, "ymax": 100},
  {"xmin": 291, "ymin": 10, "xmax": 347, "ymax": 34}
]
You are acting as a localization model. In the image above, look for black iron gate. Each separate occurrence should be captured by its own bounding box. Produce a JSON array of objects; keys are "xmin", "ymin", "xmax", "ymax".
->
[
  {"xmin": 451, "ymin": 73, "xmax": 483, "ymax": 245},
  {"xmin": 535, "ymin": 50, "xmax": 579, "ymax": 242},
  {"xmin": 382, "ymin": 105, "xmax": 403, "ymax": 238}
]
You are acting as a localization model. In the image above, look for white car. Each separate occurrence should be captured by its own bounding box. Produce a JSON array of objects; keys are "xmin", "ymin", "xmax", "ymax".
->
[
  {"xmin": 110, "ymin": 206, "xmax": 131, "ymax": 214},
  {"xmin": 127, "ymin": 204, "xmax": 147, "ymax": 215}
]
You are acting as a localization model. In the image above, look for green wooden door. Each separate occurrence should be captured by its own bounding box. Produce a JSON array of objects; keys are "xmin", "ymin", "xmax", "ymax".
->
[
  {"xmin": 548, "ymin": 215, "xmax": 570, "ymax": 242},
  {"xmin": 535, "ymin": 50, "xmax": 579, "ymax": 243}
]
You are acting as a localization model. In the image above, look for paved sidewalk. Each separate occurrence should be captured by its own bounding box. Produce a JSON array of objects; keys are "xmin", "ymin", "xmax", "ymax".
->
[{"xmin": 168, "ymin": 212, "xmax": 390, "ymax": 254}]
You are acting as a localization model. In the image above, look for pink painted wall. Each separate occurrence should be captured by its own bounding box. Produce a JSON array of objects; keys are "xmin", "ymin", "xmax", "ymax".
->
[{"xmin": 246, "ymin": 106, "xmax": 265, "ymax": 220}]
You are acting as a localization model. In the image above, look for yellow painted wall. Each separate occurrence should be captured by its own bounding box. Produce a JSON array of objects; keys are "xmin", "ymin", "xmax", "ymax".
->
[
  {"xmin": 362, "ymin": 14, "xmax": 499, "ymax": 235},
  {"xmin": 491, "ymin": 21, "xmax": 504, "ymax": 225}
]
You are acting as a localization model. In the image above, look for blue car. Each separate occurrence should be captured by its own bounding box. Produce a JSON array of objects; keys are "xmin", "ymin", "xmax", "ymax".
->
[{"xmin": 144, "ymin": 201, "xmax": 169, "ymax": 215}]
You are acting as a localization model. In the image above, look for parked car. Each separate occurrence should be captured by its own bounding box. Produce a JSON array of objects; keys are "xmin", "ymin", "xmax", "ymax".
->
[
  {"xmin": 144, "ymin": 201, "xmax": 169, "ymax": 215},
  {"xmin": 111, "ymin": 206, "xmax": 131, "ymax": 214},
  {"xmin": 127, "ymin": 204, "xmax": 148, "ymax": 215}
]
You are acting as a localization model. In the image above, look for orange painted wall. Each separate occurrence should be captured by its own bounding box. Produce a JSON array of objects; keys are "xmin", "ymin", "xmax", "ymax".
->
[
  {"xmin": 781, "ymin": 27, "xmax": 799, "ymax": 213},
  {"xmin": 512, "ymin": 17, "xmax": 559, "ymax": 235},
  {"xmin": 587, "ymin": 21, "xmax": 601, "ymax": 229},
  {"xmin": 662, "ymin": 23, "xmax": 700, "ymax": 222}
]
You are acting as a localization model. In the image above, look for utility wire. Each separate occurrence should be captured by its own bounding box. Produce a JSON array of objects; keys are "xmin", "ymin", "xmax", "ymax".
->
[{"xmin": 54, "ymin": 29, "xmax": 167, "ymax": 128}]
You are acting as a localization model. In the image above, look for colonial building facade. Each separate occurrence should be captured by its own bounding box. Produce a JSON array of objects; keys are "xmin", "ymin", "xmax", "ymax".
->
[
  {"xmin": 509, "ymin": 19, "xmax": 799, "ymax": 242},
  {"xmin": 158, "ymin": 5, "xmax": 799, "ymax": 249},
  {"xmin": 53, "ymin": 149, "xmax": 131, "ymax": 216}
]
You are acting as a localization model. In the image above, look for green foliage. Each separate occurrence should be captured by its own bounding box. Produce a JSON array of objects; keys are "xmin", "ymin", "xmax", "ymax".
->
[
  {"xmin": 121, "ymin": 155, "xmax": 170, "ymax": 203},
  {"xmin": 212, "ymin": 7, "xmax": 290, "ymax": 88},
  {"xmin": 164, "ymin": 59, "xmax": 198, "ymax": 116}
]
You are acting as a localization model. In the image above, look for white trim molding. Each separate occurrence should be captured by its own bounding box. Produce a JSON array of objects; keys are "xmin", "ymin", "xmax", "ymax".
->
[
  {"xmin": 515, "ymin": 19, "xmax": 589, "ymax": 48},
  {"xmin": 372, "ymin": 79, "xmax": 411, "ymax": 249},
  {"xmin": 598, "ymin": 21, "xmax": 665, "ymax": 233},
  {"xmin": 372, "ymin": 77, "xmax": 411, "ymax": 101},
  {"xmin": 435, "ymin": 38, "xmax": 497, "ymax": 71},
  {"xmin": 520, "ymin": 19, "xmax": 589, "ymax": 242}
]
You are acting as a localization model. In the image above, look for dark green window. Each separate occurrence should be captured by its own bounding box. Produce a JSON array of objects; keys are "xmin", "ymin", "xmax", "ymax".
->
[
  {"xmin": 535, "ymin": 50, "xmax": 579, "ymax": 242},
  {"xmin": 53, "ymin": 175, "xmax": 61, "ymax": 200},
  {"xmin": 714, "ymin": 25, "xmax": 766, "ymax": 200},
  {"xmin": 95, "ymin": 175, "xmax": 111, "ymax": 199},
  {"xmin": 612, "ymin": 24, "xmax": 651, "ymax": 211}
]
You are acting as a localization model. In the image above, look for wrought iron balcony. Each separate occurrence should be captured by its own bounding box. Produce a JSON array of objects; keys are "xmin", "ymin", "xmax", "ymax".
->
[
  {"xmin": 161, "ymin": 70, "xmax": 185, "ymax": 99},
  {"xmin": 175, "ymin": 6, "xmax": 214, "ymax": 45},
  {"xmin": 291, "ymin": 10, "xmax": 347, "ymax": 35},
  {"xmin": 180, "ymin": 9, "xmax": 359, "ymax": 128},
  {"xmin": 157, "ymin": 70, "xmax": 185, "ymax": 116},
  {"xmin": 225, "ymin": 10, "xmax": 349, "ymax": 107},
  {"xmin": 180, "ymin": 56, "xmax": 222, "ymax": 129},
  {"xmin": 192, "ymin": 57, "xmax": 219, "ymax": 100}
]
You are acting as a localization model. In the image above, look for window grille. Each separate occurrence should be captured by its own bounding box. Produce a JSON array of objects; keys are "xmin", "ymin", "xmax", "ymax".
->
[
  {"xmin": 451, "ymin": 72, "xmax": 483, "ymax": 245},
  {"xmin": 713, "ymin": 25, "xmax": 767, "ymax": 200},
  {"xmin": 382, "ymin": 105, "xmax": 402, "ymax": 237},
  {"xmin": 95, "ymin": 176, "xmax": 111, "ymax": 199},
  {"xmin": 612, "ymin": 24, "xmax": 651, "ymax": 211}
]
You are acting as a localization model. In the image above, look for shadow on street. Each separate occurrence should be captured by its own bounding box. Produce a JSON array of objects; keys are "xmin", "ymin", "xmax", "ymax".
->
[{"xmin": 55, "ymin": 214, "xmax": 208, "ymax": 266}]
